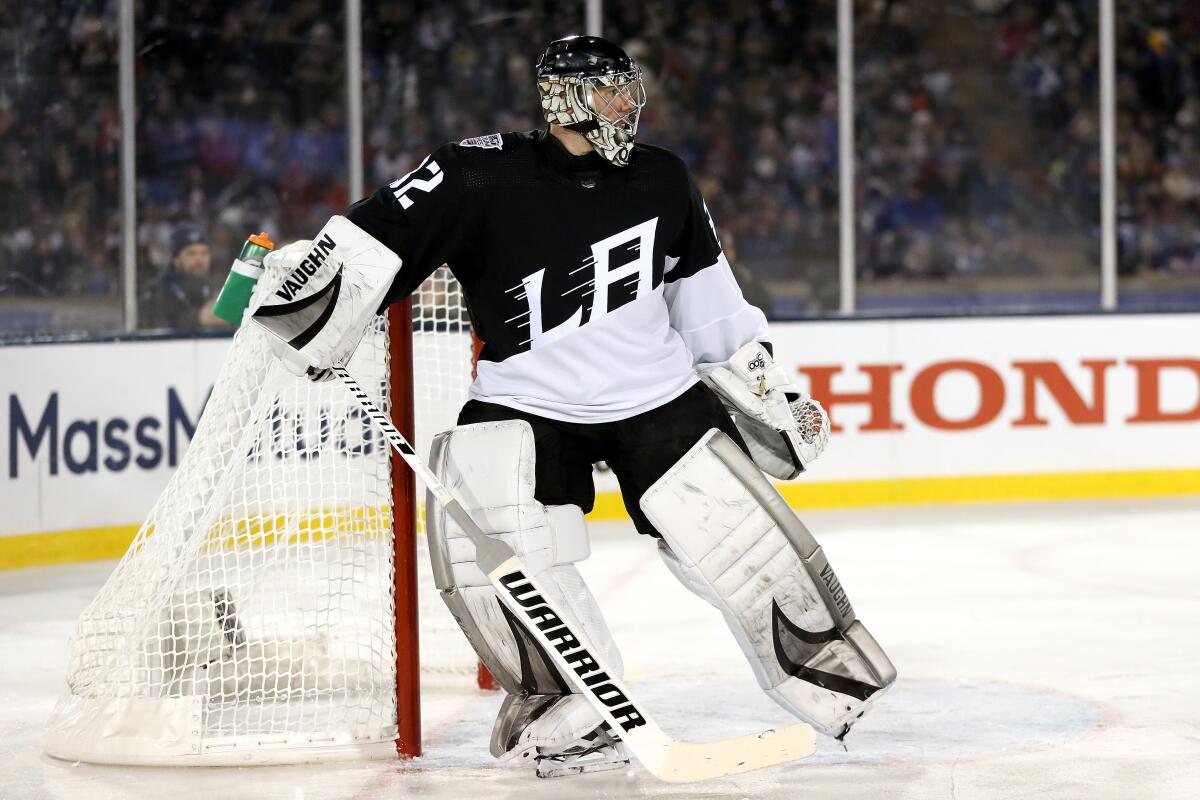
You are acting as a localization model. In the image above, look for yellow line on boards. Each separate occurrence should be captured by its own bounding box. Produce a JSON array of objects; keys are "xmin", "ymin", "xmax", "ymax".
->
[
  {"xmin": 0, "ymin": 524, "xmax": 140, "ymax": 570},
  {"xmin": 3, "ymin": 468, "xmax": 1198, "ymax": 570},
  {"xmin": 584, "ymin": 467, "xmax": 1200, "ymax": 519},
  {"xmin": 767, "ymin": 468, "xmax": 1200, "ymax": 511}
]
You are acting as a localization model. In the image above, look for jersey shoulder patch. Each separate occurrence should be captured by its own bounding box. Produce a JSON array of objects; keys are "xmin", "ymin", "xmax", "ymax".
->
[{"xmin": 459, "ymin": 133, "xmax": 504, "ymax": 150}]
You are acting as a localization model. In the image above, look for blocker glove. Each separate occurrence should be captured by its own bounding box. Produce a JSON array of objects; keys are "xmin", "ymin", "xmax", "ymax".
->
[
  {"xmin": 256, "ymin": 240, "xmax": 336, "ymax": 382},
  {"xmin": 250, "ymin": 215, "xmax": 403, "ymax": 384}
]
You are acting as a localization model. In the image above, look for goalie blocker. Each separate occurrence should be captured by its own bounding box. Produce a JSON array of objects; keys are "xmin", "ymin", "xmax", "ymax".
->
[
  {"xmin": 641, "ymin": 430, "xmax": 896, "ymax": 738},
  {"xmin": 249, "ymin": 215, "xmax": 401, "ymax": 379}
]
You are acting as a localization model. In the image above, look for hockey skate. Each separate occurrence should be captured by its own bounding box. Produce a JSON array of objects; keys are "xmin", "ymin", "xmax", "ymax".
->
[
  {"xmin": 518, "ymin": 724, "xmax": 630, "ymax": 779},
  {"xmin": 493, "ymin": 694, "xmax": 631, "ymax": 778}
]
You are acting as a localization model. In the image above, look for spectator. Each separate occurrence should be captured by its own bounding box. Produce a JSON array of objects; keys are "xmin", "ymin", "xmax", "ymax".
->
[{"xmin": 139, "ymin": 224, "xmax": 229, "ymax": 330}]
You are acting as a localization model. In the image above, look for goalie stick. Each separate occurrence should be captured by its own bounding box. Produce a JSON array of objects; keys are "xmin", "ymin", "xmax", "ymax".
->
[{"xmin": 335, "ymin": 365, "xmax": 816, "ymax": 783}]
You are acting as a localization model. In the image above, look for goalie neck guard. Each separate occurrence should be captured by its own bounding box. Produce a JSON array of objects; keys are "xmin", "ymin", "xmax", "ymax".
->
[{"xmin": 535, "ymin": 35, "xmax": 647, "ymax": 167}]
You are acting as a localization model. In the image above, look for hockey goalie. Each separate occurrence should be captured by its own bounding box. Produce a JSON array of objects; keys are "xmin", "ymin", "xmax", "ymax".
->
[{"xmin": 251, "ymin": 34, "xmax": 896, "ymax": 778}]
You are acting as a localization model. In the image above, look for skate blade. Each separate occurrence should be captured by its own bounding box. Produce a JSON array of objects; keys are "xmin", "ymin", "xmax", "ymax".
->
[{"xmin": 536, "ymin": 757, "xmax": 630, "ymax": 779}]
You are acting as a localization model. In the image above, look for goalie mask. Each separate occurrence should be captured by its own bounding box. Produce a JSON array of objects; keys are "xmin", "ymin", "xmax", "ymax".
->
[{"xmin": 535, "ymin": 35, "xmax": 647, "ymax": 167}]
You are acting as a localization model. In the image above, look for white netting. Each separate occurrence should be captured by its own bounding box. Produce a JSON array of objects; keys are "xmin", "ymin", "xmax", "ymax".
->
[
  {"xmin": 410, "ymin": 268, "xmax": 483, "ymax": 680},
  {"xmin": 45, "ymin": 265, "xmax": 478, "ymax": 764}
]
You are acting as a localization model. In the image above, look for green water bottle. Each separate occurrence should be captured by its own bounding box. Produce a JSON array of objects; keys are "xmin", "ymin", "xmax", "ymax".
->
[{"xmin": 213, "ymin": 231, "xmax": 275, "ymax": 325}]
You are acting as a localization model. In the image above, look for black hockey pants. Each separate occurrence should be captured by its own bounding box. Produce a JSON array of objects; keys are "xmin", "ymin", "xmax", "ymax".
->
[{"xmin": 457, "ymin": 381, "xmax": 749, "ymax": 537}]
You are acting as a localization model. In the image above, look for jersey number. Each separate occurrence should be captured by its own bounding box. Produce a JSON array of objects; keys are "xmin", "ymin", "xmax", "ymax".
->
[{"xmin": 390, "ymin": 157, "xmax": 444, "ymax": 209}]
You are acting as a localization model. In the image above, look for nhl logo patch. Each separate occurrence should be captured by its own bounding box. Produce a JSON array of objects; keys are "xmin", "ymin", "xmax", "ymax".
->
[{"xmin": 459, "ymin": 134, "xmax": 503, "ymax": 150}]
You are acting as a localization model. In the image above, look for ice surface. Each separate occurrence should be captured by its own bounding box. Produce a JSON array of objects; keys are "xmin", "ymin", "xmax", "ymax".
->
[{"xmin": 2, "ymin": 499, "xmax": 1198, "ymax": 799}]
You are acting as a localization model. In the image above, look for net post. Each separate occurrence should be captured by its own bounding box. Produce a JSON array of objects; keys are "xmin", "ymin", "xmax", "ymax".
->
[
  {"xmin": 477, "ymin": 662, "xmax": 500, "ymax": 692},
  {"xmin": 390, "ymin": 300, "xmax": 422, "ymax": 758}
]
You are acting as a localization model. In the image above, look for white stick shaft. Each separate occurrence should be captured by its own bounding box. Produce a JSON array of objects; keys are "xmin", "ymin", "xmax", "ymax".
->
[
  {"xmin": 334, "ymin": 367, "xmax": 493, "ymax": 559},
  {"xmin": 334, "ymin": 367, "xmax": 445, "ymax": 502}
]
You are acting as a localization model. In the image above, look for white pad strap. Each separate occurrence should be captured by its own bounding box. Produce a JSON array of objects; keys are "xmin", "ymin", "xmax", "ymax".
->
[
  {"xmin": 640, "ymin": 429, "xmax": 895, "ymax": 738},
  {"xmin": 250, "ymin": 215, "xmax": 401, "ymax": 372},
  {"xmin": 426, "ymin": 421, "xmax": 619, "ymax": 697}
]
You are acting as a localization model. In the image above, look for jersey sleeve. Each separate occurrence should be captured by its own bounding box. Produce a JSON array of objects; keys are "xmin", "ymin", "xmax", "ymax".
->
[
  {"xmin": 344, "ymin": 142, "xmax": 474, "ymax": 306},
  {"xmin": 663, "ymin": 170, "xmax": 769, "ymax": 371}
]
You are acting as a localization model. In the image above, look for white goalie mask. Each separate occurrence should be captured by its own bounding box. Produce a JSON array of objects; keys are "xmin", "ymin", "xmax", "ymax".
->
[{"xmin": 536, "ymin": 35, "xmax": 648, "ymax": 167}]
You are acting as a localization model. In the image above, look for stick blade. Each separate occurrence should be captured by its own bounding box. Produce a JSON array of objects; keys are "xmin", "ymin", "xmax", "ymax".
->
[{"xmin": 652, "ymin": 723, "xmax": 815, "ymax": 783}]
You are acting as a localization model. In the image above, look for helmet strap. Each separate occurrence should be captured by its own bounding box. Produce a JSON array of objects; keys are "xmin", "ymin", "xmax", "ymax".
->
[{"xmin": 562, "ymin": 119, "xmax": 600, "ymax": 135}]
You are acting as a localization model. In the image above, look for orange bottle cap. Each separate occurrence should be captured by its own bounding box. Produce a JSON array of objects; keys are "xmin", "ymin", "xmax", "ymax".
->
[{"xmin": 248, "ymin": 232, "xmax": 275, "ymax": 250}]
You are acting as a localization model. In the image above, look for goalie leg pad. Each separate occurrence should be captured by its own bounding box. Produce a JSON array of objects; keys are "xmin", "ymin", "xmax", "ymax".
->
[
  {"xmin": 426, "ymin": 421, "xmax": 623, "ymax": 706},
  {"xmin": 640, "ymin": 429, "xmax": 896, "ymax": 738}
]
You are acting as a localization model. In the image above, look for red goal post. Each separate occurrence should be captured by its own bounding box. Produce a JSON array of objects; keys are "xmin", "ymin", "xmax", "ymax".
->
[{"xmin": 392, "ymin": 276, "xmax": 498, "ymax": 758}]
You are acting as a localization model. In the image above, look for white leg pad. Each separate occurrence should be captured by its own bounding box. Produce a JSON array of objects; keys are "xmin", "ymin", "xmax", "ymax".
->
[
  {"xmin": 640, "ymin": 429, "xmax": 896, "ymax": 738},
  {"xmin": 426, "ymin": 421, "xmax": 621, "ymax": 698}
]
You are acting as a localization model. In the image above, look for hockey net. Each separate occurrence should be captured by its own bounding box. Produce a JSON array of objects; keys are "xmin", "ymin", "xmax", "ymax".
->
[{"xmin": 44, "ymin": 266, "xmax": 485, "ymax": 765}]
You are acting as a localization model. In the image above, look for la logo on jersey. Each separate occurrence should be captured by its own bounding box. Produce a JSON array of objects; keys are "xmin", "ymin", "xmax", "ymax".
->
[{"xmin": 513, "ymin": 217, "xmax": 659, "ymax": 349}]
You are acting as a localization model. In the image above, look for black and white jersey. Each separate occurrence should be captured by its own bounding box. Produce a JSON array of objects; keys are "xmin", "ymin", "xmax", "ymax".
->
[{"xmin": 345, "ymin": 129, "xmax": 767, "ymax": 423}]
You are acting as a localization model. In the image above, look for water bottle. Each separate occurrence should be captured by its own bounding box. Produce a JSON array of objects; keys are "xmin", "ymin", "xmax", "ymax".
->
[{"xmin": 213, "ymin": 232, "xmax": 275, "ymax": 325}]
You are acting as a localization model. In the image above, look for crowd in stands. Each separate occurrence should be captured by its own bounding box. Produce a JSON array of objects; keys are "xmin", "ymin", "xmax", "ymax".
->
[
  {"xmin": 852, "ymin": 3, "xmax": 1036, "ymax": 286},
  {"xmin": 2, "ymin": 0, "xmax": 1197, "ymax": 332},
  {"xmin": 0, "ymin": 2, "xmax": 122, "ymax": 300},
  {"xmin": 372, "ymin": 1, "xmax": 1046, "ymax": 297},
  {"xmin": 989, "ymin": 0, "xmax": 1200, "ymax": 274}
]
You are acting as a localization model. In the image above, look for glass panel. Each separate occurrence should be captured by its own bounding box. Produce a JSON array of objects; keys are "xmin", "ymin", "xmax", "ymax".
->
[
  {"xmin": 854, "ymin": 1, "xmax": 1100, "ymax": 315},
  {"xmin": 135, "ymin": 3, "xmax": 347, "ymax": 331},
  {"xmin": 0, "ymin": 4, "xmax": 122, "ymax": 336},
  {"xmin": 1116, "ymin": 2, "xmax": 1200, "ymax": 309},
  {"xmin": 640, "ymin": 2, "xmax": 842, "ymax": 317},
  {"xmin": 360, "ymin": 2, "xmax": 837, "ymax": 319},
  {"xmin": 362, "ymin": 3, "xmax": 582, "ymax": 173}
]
